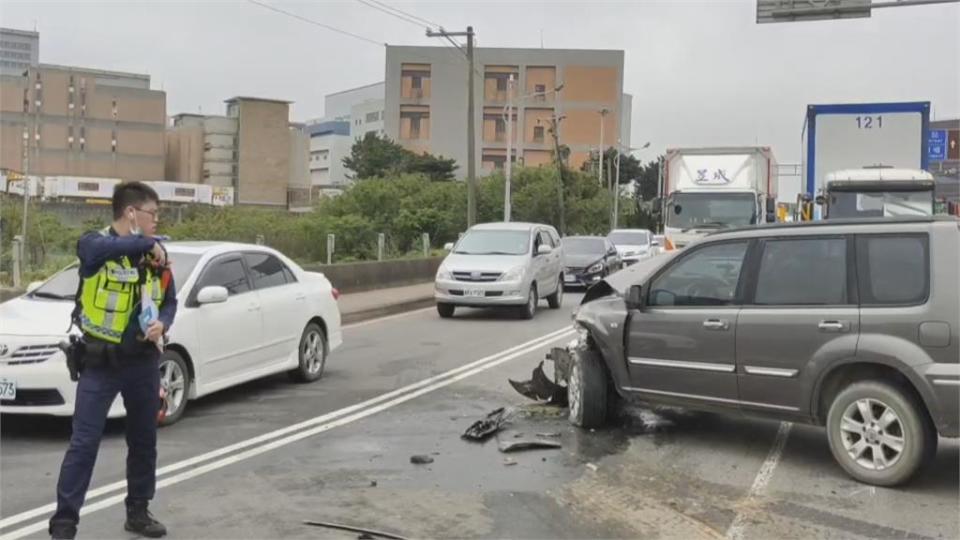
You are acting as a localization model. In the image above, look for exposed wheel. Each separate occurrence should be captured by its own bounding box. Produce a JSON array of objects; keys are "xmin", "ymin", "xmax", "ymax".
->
[
  {"xmin": 826, "ymin": 381, "xmax": 936, "ymax": 486},
  {"xmin": 289, "ymin": 322, "xmax": 327, "ymax": 383},
  {"xmin": 567, "ymin": 348, "xmax": 608, "ymax": 428},
  {"xmin": 520, "ymin": 285, "xmax": 538, "ymax": 320},
  {"xmin": 547, "ymin": 277, "xmax": 564, "ymax": 309},
  {"xmin": 437, "ymin": 303, "xmax": 455, "ymax": 319},
  {"xmin": 158, "ymin": 350, "xmax": 190, "ymax": 426}
]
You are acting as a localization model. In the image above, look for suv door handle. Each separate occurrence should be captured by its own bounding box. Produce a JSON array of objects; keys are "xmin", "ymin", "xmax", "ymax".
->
[
  {"xmin": 247, "ymin": 304, "xmax": 261, "ymax": 312},
  {"xmin": 294, "ymin": 294, "xmax": 306, "ymax": 301},
  {"xmin": 703, "ymin": 319, "xmax": 729, "ymax": 331},
  {"xmin": 818, "ymin": 320, "xmax": 849, "ymax": 332}
]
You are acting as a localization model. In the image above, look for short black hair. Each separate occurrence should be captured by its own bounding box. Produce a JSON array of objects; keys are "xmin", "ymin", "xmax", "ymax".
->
[{"xmin": 112, "ymin": 181, "xmax": 160, "ymax": 219}]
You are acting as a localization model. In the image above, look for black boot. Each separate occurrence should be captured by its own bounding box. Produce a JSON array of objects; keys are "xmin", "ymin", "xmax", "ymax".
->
[
  {"xmin": 124, "ymin": 502, "xmax": 167, "ymax": 538},
  {"xmin": 48, "ymin": 519, "xmax": 77, "ymax": 540}
]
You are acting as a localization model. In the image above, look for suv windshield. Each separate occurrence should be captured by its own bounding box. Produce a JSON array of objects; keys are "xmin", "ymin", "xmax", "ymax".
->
[
  {"xmin": 563, "ymin": 237, "xmax": 605, "ymax": 255},
  {"xmin": 666, "ymin": 192, "xmax": 757, "ymax": 230},
  {"xmin": 30, "ymin": 252, "xmax": 202, "ymax": 301},
  {"xmin": 454, "ymin": 230, "xmax": 530, "ymax": 255},
  {"xmin": 608, "ymin": 231, "xmax": 650, "ymax": 246}
]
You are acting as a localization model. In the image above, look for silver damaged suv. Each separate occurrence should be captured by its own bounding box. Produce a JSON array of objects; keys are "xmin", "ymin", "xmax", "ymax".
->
[{"xmin": 558, "ymin": 217, "xmax": 959, "ymax": 486}]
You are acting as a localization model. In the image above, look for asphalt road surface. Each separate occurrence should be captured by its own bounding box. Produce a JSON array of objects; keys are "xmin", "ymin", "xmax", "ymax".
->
[{"xmin": 2, "ymin": 295, "xmax": 958, "ymax": 539}]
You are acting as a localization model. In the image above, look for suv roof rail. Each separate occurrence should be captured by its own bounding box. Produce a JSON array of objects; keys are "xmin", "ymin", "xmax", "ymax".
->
[{"xmin": 710, "ymin": 216, "xmax": 958, "ymax": 236}]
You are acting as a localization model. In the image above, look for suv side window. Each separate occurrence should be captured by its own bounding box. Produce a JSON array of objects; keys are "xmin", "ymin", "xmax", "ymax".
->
[
  {"xmin": 753, "ymin": 237, "xmax": 848, "ymax": 305},
  {"xmin": 649, "ymin": 241, "xmax": 748, "ymax": 306},
  {"xmin": 244, "ymin": 252, "xmax": 291, "ymax": 291},
  {"xmin": 857, "ymin": 234, "xmax": 929, "ymax": 305},
  {"xmin": 197, "ymin": 257, "xmax": 251, "ymax": 296}
]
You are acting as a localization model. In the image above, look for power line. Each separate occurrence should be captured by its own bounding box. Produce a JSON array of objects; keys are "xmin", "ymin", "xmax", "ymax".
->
[
  {"xmin": 367, "ymin": 0, "xmax": 443, "ymax": 29},
  {"xmin": 247, "ymin": 0, "xmax": 386, "ymax": 47},
  {"xmin": 355, "ymin": 0, "xmax": 429, "ymax": 29}
]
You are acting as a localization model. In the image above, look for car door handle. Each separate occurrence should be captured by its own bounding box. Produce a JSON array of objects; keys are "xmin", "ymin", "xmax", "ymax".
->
[
  {"xmin": 247, "ymin": 304, "xmax": 261, "ymax": 312},
  {"xmin": 818, "ymin": 320, "xmax": 849, "ymax": 332},
  {"xmin": 294, "ymin": 294, "xmax": 306, "ymax": 301},
  {"xmin": 703, "ymin": 319, "xmax": 729, "ymax": 331}
]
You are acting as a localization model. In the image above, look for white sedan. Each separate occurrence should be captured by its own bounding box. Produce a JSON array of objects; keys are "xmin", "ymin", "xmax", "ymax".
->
[{"xmin": 0, "ymin": 242, "xmax": 343, "ymax": 425}]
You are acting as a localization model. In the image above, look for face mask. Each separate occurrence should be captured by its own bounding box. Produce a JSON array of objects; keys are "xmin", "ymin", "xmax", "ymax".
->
[{"xmin": 128, "ymin": 210, "xmax": 142, "ymax": 236}]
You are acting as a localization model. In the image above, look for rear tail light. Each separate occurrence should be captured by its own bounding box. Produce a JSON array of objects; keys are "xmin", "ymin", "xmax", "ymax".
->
[{"xmin": 331, "ymin": 288, "xmax": 341, "ymax": 301}]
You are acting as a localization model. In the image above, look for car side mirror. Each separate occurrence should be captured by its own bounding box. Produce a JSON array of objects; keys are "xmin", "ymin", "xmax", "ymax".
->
[
  {"xmin": 651, "ymin": 240, "xmax": 661, "ymax": 247},
  {"xmin": 26, "ymin": 281, "xmax": 43, "ymax": 294},
  {"xmin": 444, "ymin": 242, "xmax": 454, "ymax": 251},
  {"xmin": 536, "ymin": 244, "xmax": 553, "ymax": 256},
  {"xmin": 765, "ymin": 196, "xmax": 776, "ymax": 214},
  {"xmin": 626, "ymin": 284, "xmax": 644, "ymax": 311},
  {"xmin": 196, "ymin": 285, "xmax": 229, "ymax": 305}
]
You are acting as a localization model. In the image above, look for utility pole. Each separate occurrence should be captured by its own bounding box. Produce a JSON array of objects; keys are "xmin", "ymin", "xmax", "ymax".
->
[
  {"xmin": 504, "ymin": 74, "xmax": 513, "ymax": 222},
  {"xmin": 597, "ymin": 108, "xmax": 608, "ymax": 186},
  {"xmin": 548, "ymin": 115, "xmax": 566, "ymax": 236},
  {"xmin": 613, "ymin": 144, "xmax": 621, "ymax": 230},
  {"xmin": 427, "ymin": 26, "xmax": 477, "ymax": 227}
]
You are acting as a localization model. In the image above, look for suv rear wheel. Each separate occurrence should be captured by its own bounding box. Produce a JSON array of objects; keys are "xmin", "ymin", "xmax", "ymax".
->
[
  {"xmin": 826, "ymin": 381, "xmax": 936, "ymax": 486},
  {"xmin": 568, "ymin": 348, "xmax": 608, "ymax": 428}
]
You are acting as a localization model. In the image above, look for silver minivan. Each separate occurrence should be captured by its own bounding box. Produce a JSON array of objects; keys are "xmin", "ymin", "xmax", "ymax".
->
[{"xmin": 435, "ymin": 222, "xmax": 564, "ymax": 319}]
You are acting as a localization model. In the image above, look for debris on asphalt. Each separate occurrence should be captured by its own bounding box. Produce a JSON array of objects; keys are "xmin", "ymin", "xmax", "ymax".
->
[
  {"xmin": 586, "ymin": 463, "xmax": 599, "ymax": 472},
  {"xmin": 498, "ymin": 438, "xmax": 563, "ymax": 453},
  {"xmin": 369, "ymin": 480, "xmax": 378, "ymax": 487},
  {"xmin": 410, "ymin": 454, "xmax": 434, "ymax": 465},
  {"xmin": 508, "ymin": 361, "xmax": 567, "ymax": 405},
  {"xmin": 503, "ymin": 458, "xmax": 518, "ymax": 466},
  {"xmin": 536, "ymin": 432, "xmax": 561, "ymax": 438},
  {"xmin": 303, "ymin": 520, "xmax": 408, "ymax": 540},
  {"xmin": 461, "ymin": 407, "xmax": 510, "ymax": 441},
  {"xmin": 513, "ymin": 432, "xmax": 525, "ymax": 438}
]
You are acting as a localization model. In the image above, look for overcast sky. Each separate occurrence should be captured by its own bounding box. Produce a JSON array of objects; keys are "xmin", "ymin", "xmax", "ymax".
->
[{"xmin": 2, "ymin": 0, "xmax": 958, "ymax": 166}]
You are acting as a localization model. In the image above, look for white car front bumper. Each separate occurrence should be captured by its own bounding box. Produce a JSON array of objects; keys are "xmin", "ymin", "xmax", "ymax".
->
[{"xmin": 0, "ymin": 351, "xmax": 124, "ymax": 418}]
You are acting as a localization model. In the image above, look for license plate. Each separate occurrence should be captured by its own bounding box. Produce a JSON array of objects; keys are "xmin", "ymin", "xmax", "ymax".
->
[
  {"xmin": 564, "ymin": 275, "xmax": 576, "ymax": 283},
  {"xmin": 0, "ymin": 379, "xmax": 16, "ymax": 401},
  {"xmin": 465, "ymin": 289, "xmax": 485, "ymax": 298}
]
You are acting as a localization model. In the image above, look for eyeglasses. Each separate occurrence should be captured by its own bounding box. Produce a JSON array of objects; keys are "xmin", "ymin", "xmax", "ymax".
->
[{"xmin": 135, "ymin": 207, "xmax": 160, "ymax": 221}]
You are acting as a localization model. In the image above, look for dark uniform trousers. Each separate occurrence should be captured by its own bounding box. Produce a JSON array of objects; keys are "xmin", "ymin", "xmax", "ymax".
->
[{"xmin": 50, "ymin": 357, "xmax": 160, "ymax": 525}]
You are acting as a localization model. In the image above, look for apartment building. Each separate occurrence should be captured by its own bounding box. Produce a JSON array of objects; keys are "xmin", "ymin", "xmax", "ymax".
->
[
  {"xmin": 165, "ymin": 97, "xmax": 308, "ymax": 207},
  {"xmin": 1, "ymin": 63, "xmax": 166, "ymax": 181},
  {"xmin": 384, "ymin": 46, "xmax": 631, "ymax": 176},
  {"xmin": 0, "ymin": 27, "xmax": 39, "ymax": 76}
]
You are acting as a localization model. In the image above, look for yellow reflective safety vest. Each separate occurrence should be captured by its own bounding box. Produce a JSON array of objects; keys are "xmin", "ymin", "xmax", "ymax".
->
[{"xmin": 79, "ymin": 229, "xmax": 164, "ymax": 344}]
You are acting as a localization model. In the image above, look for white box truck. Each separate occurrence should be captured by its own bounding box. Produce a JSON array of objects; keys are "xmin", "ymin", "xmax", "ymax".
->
[
  {"xmin": 661, "ymin": 146, "xmax": 778, "ymax": 249},
  {"xmin": 801, "ymin": 101, "xmax": 932, "ymax": 219}
]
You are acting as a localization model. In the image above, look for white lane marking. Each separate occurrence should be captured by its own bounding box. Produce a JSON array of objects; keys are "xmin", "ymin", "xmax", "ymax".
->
[
  {"xmin": 0, "ymin": 326, "xmax": 573, "ymax": 535},
  {"xmin": 342, "ymin": 306, "xmax": 435, "ymax": 329},
  {"xmin": 725, "ymin": 421, "xmax": 793, "ymax": 540}
]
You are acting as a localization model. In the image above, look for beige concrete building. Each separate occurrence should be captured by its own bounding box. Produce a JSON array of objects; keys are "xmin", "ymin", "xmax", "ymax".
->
[
  {"xmin": 165, "ymin": 97, "xmax": 309, "ymax": 207},
  {"xmin": 384, "ymin": 46, "xmax": 630, "ymax": 176},
  {"xmin": 1, "ymin": 63, "xmax": 166, "ymax": 181}
]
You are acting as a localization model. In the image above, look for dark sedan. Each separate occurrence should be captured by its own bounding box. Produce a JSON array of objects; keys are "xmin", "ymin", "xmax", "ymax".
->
[{"xmin": 561, "ymin": 236, "xmax": 621, "ymax": 289}]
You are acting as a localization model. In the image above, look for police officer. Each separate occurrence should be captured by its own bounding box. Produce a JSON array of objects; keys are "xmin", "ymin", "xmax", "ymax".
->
[{"xmin": 49, "ymin": 182, "xmax": 176, "ymax": 540}]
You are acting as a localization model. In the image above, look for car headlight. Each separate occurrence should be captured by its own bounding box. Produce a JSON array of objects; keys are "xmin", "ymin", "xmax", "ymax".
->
[
  {"xmin": 623, "ymin": 251, "xmax": 638, "ymax": 257},
  {"xmin": 500, "ymin": 266, "xmax": 525, "ymax": 282},
  {"xmin": 436, "ymin": 265, "xmax": 452, "ymax": 280},
  {"xmin": 587, "ymin": 262, "xmax": 603, "ymax": 274}
]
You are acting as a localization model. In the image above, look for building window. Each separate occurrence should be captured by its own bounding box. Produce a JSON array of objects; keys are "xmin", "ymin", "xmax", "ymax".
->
[
  {"xmin": 533, "ymin": 126, "xmax": 545, "ymax": 143},
  {"xmin": 412, "ymin": 75, "xmax": 422, "ymax": 90},
  {"xmin": 112, "ymin": 100, "xmax": 118, "ymax": 119},
  {"xmin": 535, "ymin": 83, "xmax": 546, "ymax": 95},
  {"xmin": 495, "ymin": 118, "xmax": 506, "ymax": 140},
  {"xmin": 111, "ymin": 130, "xmax": 117, "ymax": 152},
  {"xmin": 496, "ymin": 77, "xmax": 508, "ymax": 92},
  {"xmin": 410, "ymin": 116, "xmax": 421, "ymax": 139},
  {"xmin": 365, "ymin": 111, "xmax": 379, "ymax": 123}
]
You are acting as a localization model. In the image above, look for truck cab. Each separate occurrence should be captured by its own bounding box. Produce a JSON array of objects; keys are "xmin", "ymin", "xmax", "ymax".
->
[{"xmin": 820, "ymin": 168, "xmax": 936, "ymax": 219}]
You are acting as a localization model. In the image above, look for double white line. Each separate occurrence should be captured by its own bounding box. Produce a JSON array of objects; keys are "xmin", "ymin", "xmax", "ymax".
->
[{"xmin": 0, "ymin": 326, "xmax": 575, "ymax": 540}]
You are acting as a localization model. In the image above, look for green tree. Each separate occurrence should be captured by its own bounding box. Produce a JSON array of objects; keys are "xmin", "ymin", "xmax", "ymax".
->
[
  {"xmin": 580, "ymin": 148, "xmax": 645, "ymax": 186},
  {"xmin": 343, "ymin": 133, "xmax": 458, "ymax": 181}
]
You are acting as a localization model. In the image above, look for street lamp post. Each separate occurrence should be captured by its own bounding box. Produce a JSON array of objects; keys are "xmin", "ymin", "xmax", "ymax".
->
[
  {"xmin": 598, "ymin": 108, "xmax": 609, "ymax": 186},
  {"xmin": 503, "ymin": 81, "xmax": 564, "ymax": 222},
  {"xmin": 612, "ymin": 141, "xmax": 650, "ymax": 230}
]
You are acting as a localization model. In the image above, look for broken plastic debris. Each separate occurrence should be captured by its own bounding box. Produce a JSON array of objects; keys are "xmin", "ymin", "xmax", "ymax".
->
[
  {"xmin": 462, "ymin": 407, "xmax": 510, "ymax": 441},
  {"xmin": 508, "ymin": 361, "xmax": 567, "ymax": 405},
  {"xmin": 586, "ymin": 463, "xmax": 599, "ymax": 472},
  {"xmin": 410, "ymin": 455, "xmax": 434, "ymax": 465},
  {"xmin": 498, "ymin": 438, "xmax": 563, "ymax": 453},
  {"xmin": 303, "ymin": 520, "xmax": 408, "ymax": 540}
]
